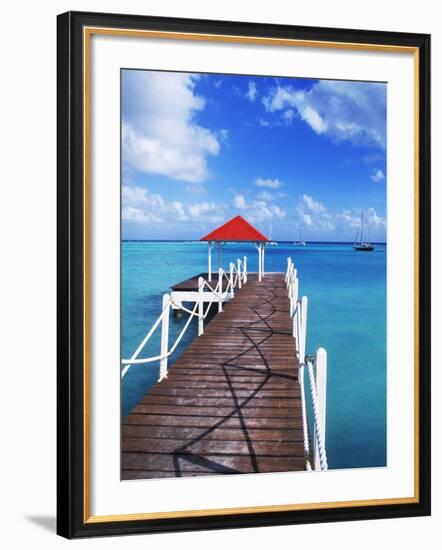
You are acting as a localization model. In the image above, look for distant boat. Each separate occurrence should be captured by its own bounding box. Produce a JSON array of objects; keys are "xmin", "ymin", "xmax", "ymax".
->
[
  {"xmin": 268, "ymin": 224, "xmax": 278, "ymax": 245},
  {"xmin": 354, "ymin": 211, "xmax": 374, "ymax": 251},
  {"xmin": 294, "ymin": 225, "xmax": 306, "ymax": 246}
]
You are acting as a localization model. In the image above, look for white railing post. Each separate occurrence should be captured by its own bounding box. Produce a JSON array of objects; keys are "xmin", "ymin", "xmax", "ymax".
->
[
  {"xmin": 300, "ymin": 296, "xmax": 308, "ymax": 363},
  {"xmin": 243, "ymin": 256, "xmax": 247, "ymax": 283},
  {"xmin": 289, "ymin": 269, "xmax": 297, "ymax": 315},
  {"xmin": 208, "ymin": 242, "xmax": 212, "ymax": 282},
  {"xmin": 198, "ymin": 276, "xmax": 204, "ymax": 335},
  {"xmin": 314, "ymin": 348, "xmax": 328, "ymax": 471},
  {"xmin": 218, "ymin": 268, "xmax": 224, "ymax": 312},
  {"xmin": 229, "ymin": 263, "xmax": 234, "ymax": 297},
  {"xmin": 159, "ymin": 293, "xmax": 171, "ymax": 381},
  {"xmin": 262, "ymin": 245, "xmax": 265, "ymax": 278},
  {"xmin": 286, "ymin": 257, "xmax": 291, "ymax": 283},
  {"xmin": 289, "ymin": 279, "xmax": 293, "ymax": 316},
  {"xmin": 237, "ymin": 259, "xmax": 242, "ymax": 289},
  {"xmin": 292, "ymin": 279, "xmax": 299, "ymax": 338}
]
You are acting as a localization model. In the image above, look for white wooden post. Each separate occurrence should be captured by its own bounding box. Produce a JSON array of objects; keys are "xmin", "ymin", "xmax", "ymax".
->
[
  {"xmin": 258, "ymin": 244, "xmax": 262, "ymax": 281},
  {"xmin": 262, "ymin": 244, "xmax": 265, "ymax": 278},
  {"xmin": 300, "ymin": 296, "xmax": 308, "ymax": 364},
  {"xmin": 208, "ymin": 242, "xmax": 213, "ymax": 282},
  {"xmin": 314, "ymin": 347, "xmax": 327, "ymax": 471},
  {"xmin": 286, "ymin": 257, "xmax": 291, "ymax": 284},
  {"xmin": 243, "ymin": 256, "xmax": 247, "ymax": 283},
  {"xmin": 198, "ymin": 277, "xmax": 204, "ymax": 335},
  {"xmin": 293, "ymin": 280, "xmax": 299, "ymax": 340},
  {"xmin": 159, "ymin": 293, "xmax": 171, "ymax": 381},
  {"xmin": 218, "ymin": 267, "xmax": 223, "ymax": 312},
  {"xmin": 237, "ymin": 259, "xmax": 242, "ymax": 289},
  {"xmin": 289, "ymin": 278, "xmax": 293, "ymax": 316},
  {"xmin": 229, "ymin": 263, "xmax": 234, "ymax": 297}
]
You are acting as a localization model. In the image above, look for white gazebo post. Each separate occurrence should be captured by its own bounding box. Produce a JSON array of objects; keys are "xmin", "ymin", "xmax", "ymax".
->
[
  {"xmin": 256, "ymin": 243, "xmax": 262, "ymax": 281},
  {"xmin": 208, "ymin": 241, "xmax": 213, "ymax": 282},
  {"xmin": 217, "ymin": 242, "xmax": 222, "ymax": 270},
  {"xmin": 261, "ymin": 243, "xmax": 265, "ymax": 278}
]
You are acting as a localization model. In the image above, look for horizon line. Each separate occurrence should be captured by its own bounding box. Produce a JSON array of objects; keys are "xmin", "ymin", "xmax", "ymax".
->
[{"xmin": 122, "ymin": 239, "xmax": 387, "ymax": 244}]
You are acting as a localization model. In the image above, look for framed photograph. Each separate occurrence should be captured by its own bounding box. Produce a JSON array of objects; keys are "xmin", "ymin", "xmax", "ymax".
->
[{"xmin": 57, "ymin": 11, "xmax": 431, "ymax": 538}]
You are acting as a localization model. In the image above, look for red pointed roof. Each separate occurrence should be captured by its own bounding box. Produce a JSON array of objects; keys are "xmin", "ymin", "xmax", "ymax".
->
[{"xmin": 200, "ymin": 215, "xmax": 269, "ymax": 242}]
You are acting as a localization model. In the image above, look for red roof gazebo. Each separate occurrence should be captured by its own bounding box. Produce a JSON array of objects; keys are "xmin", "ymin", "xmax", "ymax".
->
[{"xmin": 200, "ymin": 215, "xmax": 269, "ymax": 282}]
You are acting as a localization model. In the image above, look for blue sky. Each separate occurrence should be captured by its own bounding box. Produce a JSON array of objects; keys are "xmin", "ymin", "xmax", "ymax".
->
[{"xmin": 122, "ymin": 69, "xmax": 386, "ymax": 242}]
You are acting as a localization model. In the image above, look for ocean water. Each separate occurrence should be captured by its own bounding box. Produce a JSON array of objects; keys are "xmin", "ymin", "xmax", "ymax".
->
[{"xmin": 121, "ymin": 241, "xmax": 386, "ymax": 470}]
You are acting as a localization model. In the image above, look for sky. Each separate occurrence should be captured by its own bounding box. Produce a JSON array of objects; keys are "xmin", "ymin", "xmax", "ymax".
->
[{"xmin": 121, "ymin": 69, "xmax": 387, "ymax": 242}]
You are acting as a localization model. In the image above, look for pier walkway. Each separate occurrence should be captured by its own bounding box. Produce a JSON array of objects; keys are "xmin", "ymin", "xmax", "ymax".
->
[{"xmin": 122, "ymin": 273, "xmax": 307, "ymax": 479}]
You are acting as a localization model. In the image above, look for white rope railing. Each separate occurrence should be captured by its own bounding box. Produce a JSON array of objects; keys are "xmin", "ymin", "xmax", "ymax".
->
[
  {"xmin": 285, "ymin": 257, "xmax": 328, "ymax": 471},
  {"xmin": 121, "ymin": 257, "xmax": 248, "ymax": 381},
  {"xmin": 306, "ymin": 357, "xmax": 328, "ymax": 471}
]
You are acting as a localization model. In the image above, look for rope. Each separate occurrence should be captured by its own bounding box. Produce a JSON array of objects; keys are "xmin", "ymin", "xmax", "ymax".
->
[
  {"xmin": 306, "ymin": 360, "xmax": 328, "ymax": 470},
  {"xmin": 298, "ymin": 364, "xmax": 311, "ymax": 467}
]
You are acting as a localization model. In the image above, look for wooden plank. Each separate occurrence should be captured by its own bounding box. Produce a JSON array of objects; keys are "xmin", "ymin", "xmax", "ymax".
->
[
  {"xmin": 123, "ymin": 413, "xmax": 303, "ymax": 429},
  {"xmin": 132, "ymin": 404, "xmax": 302, "ymax": 417},
  {"xmin": 147, "ymin": 388, "xmax": 300, "ymax": 398},
  {"xmin": 122, "ymin": 452, "xmax": 305, "ymax": 475},
  {"xmin": 122, "ymin": 438, "xmax": 304, "ymax": 456},
  {"xmin": 122, "ymin": 425, "xmax": 302, "ymax": 441},
  {"xmin": 138, "ymin": 397, "xmax": 301, "ymax": 408}
]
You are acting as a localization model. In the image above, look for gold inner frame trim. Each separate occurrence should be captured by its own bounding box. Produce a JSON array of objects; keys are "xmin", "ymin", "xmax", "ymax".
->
[{"xmin": 82, "ymin": 26, "xmax": 420, "ymax": 524}]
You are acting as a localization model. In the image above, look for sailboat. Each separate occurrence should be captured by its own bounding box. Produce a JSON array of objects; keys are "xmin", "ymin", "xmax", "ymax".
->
[
  {"xmin": 268, "ymin": 224, "xmax": 278, "ymax": 245},
  {"xmin": 294, "ymin": 225, "xmax": 306, "ymax": 246},
  {"xmin": 354, "ymin": 211, "xmax": 374, "ymax": 251}
]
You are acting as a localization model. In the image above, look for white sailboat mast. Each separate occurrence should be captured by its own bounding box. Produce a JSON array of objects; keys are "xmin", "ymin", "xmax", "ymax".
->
[{"xmin": 361, "ymin": 211, "xmax": 364, "ymax": 243}]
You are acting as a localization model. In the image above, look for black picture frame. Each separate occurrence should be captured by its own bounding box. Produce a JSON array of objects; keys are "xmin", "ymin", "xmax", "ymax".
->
[{"xmin": 57, "ymin": 10, "xmax": 431, "ymax": 539}]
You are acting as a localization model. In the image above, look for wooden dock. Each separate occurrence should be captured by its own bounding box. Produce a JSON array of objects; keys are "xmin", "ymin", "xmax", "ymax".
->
[{"xmin": 122, "ymin": 272, "xmax": 306, "ymax": 479}]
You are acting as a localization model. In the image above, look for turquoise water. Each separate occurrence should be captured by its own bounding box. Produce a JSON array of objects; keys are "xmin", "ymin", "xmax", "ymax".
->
[{"xmin": 121, "ymin": 241, "xmax": 386, "ymax": 470}]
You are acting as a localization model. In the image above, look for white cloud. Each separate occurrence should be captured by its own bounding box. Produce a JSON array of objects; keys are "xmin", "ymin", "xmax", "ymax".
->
[
  {"xmin": 281, "ymin": 109, "xmax": 295, "ymax": 123},
  {"xmin": 233, "ymin": 194, "xmax": 247, "ymax": 209},
  {"xmin": 337, "ymin": 209, "xmax": 360, "ymax": 228},
  {"xmin": 257, "ymin": 190, "xmax": 273, "ymax": 201},
  {"xmin": 122, "ymin": 71, "xmax": 221, "ymax": 183},
  {"xmin": 188, "ymin": 201, "xmax": 224, "ymax": 223},
  {"xmin": 296, "ymin": 194, "xmax": 334, "ymax": 231},
  {"xmin": 338, "ymin": 208, "xmax": 386, "ymax": 229},
  {"xmin": 246, "ymin": 81, "xmax": 258, "ymax": 102},
  {"xmin": 263, "ymin": 80, "xmax": 386, "ymax": 148},
  {"xmin": 254, "ymin": 177, "xmax": 284, "ymax": 189},
  {"xmin": 232, "ymin": 194, "xmax": 286, "ymax": 223},
  {"xmin": 301, "ymin": 194, "xmax": 327, "ymax": 213},
  {"xmin": 122, "ymin": 205, "xmax": 162, "ymax": 224},
  {"xmin": 259, "ymin": 118, "xmax": 271, "ymax": 127},
  {"xmin": 366, "ymin": 207, "xmax": 386, "ymax": 227},
  {"xmin": 123, "ymin": 185, "xmax": 229, "ymax": 226},
  {"xmin": 371, "ymin": 168, "xmax": 385, "ymax": 182},
  {"xmin": 219, "ymin": 129, "xmax": 229, "ymax": 141},
  {"xmin": 122, "ymin": 185, "xmax": 188, "ymax": 225},
  {"xmin": 300, "ymin": 213, "xmax": 313, "ymax": 227}
]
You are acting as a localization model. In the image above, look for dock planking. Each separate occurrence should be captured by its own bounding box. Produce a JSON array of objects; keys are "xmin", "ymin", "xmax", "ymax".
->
[{"xmin": 122, "ymin": 273, "xmax": 307, "ymax": 479}]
